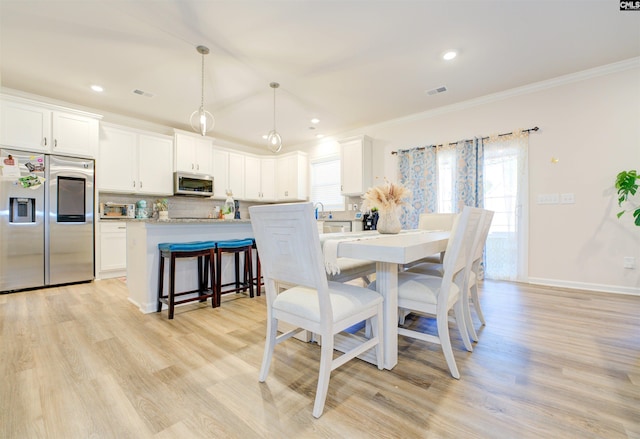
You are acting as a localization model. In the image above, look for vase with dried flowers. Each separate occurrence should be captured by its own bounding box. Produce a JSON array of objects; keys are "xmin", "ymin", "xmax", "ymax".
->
[{"xmin": 362, "ymin": 181, "xmax": 409, "ymax": 234}]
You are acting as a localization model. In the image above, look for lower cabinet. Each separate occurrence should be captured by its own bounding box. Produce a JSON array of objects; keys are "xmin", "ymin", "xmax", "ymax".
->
[{"xmin": 99, "ymin": 222, "xmax": 127, "ymax": 279}]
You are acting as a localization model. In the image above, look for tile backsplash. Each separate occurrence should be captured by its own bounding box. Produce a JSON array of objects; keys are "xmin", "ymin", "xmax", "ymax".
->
[
  {"xmin": 99, "ymin": 193, "xmax": 362, "ymax": 220},
  {"xmin": 98, "ymin": 193, "xmax": 257, "ymax": 219}
]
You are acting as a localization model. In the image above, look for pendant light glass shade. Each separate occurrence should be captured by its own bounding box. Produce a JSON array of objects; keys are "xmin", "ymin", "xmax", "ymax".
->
[
  {"xmin": 190, "ymin": 107, "xmax": 214, "ymax": 136},
  {"xmin": 267, "ymin": 82, "xmax": 282, "ymax": 153},
  {"xmin": 190, "ymin": 45, "xmax": 214, "ymax": 136}
]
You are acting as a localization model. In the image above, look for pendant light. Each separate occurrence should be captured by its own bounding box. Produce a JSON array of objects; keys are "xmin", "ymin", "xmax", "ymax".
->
[
  {"xmin": 190, "ymin": 45, "xmax": 214, "ymax": 136},
  {"xmin": 267, "ymin": 82, "xmax": 282, "ymax": 153}
]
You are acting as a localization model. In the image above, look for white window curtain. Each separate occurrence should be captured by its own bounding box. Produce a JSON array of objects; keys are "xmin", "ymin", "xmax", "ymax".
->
[
  {"xmin": 310, "ymin": 157, "xmax": 344, "ymax": 211},
  {"xmin": 482, "ymin": 132, "xmax": 529, "ymax": 281}
]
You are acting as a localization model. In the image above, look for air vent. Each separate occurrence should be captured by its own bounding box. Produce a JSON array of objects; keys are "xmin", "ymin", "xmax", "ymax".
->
[
  {"xmin": 426, "ymin": 86, "xmax": 448, "ymax": 96},
  {"xmin": 132, "ymin": 89, "xmax": 154, "ymax": 98}
]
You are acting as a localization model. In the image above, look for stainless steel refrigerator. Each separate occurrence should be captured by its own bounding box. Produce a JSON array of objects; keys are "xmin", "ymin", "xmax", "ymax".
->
[{"xmin": 0, "ymin": 149, "xmax": 94, "ymax": 292}]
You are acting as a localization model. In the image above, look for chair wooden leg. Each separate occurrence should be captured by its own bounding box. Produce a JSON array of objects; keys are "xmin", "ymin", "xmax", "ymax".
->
[
  {"xmin": 313, "ymin": 336, "xmax": 334, "ymax": 418},
  {"xmin": 471, "ymin": 282, "xmax": 486, "ymax": 325},
  {"xmin": 463, "ymin": 286, "xmax": 479, "ymax": 342},
  {"xmin": 157, "ymin": 251, "xmax": 165, "ymax": 313},
  {"xmin": 197, "ymin": 255, "xmax": 207, "ymax": 302},
  {"xmin": 259, "ymin": 316, "xmax": 278, "ymax": 382},
  {"xmin": 168, "ymin": 254, "xmax": 176, "ymax": 320},
  {"xmin": 245, "ymin": 250, "xmax": 254, "ymax": 298},
  {"xmin": 210, "ymin": 251, "xmax": 217, "ymax": 308},
  {"xmin": 454, "ymin": 300, "xmax": 473, "ymax": 352},
  {"xmin": 234, "ymin": 252, "xmax": 240, "ymax": 290},
  {"xmin": 215, "ymin": 249, "xmax": 222, "ymax": 307},
  {"xmin": 437, "ymin": 312, "xmax": 459, "ymax": 379},
  {"xmin": 255, "ymin": 249, "xmax": 262, "ymax": 296}
]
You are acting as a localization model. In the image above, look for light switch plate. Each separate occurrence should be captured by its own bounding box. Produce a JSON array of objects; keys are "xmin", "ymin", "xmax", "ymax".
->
[
  {"xmin": 537, "ymin": 193, "xmax": 559, "ymax": 204},
  {"xmin": 560, "ymin": 193, "xmax": 575, "ymax": 204}
]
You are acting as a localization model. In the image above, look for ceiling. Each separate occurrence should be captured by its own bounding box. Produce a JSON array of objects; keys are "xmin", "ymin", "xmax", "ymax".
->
[{"xmin": 1, "ymin": 1, "xmax": 639, "ymax": 150}]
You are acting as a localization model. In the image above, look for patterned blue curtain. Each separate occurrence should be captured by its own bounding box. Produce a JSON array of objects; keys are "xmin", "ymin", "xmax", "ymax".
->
[
  {"xmin": 453, "ymin": 138, "xmax": 484, "ymax": 211},
  {"xmin": 398, "ymin": 147, "xmax": 437, "ymax": 229}
]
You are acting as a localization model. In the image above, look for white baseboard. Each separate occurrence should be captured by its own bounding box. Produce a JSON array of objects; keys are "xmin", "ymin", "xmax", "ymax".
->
[{"xmin": 527, "ymin": 277, "xmax": 640, "ymax": 297}]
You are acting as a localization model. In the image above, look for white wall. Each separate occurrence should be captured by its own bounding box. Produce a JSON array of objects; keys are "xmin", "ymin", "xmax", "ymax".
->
[{"xmin": 297, "ymin": 60, "xmax": 640, "ymax": 295}]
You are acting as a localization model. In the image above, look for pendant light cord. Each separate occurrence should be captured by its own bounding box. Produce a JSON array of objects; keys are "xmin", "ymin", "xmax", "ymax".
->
[
  {"xmin": 200, "ymin": 51, "xmax": 205, "ymax": 111},
  {"xmin": 272, "ymin": 86, "xmax": 276, "ymax": 130}
]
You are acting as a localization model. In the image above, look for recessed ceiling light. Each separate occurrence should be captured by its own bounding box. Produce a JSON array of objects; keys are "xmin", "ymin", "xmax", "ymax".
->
[
  {"xmin": 311, "ymin": 118, "xmax": 320, "ymax": 124},
  {"xmin": 90, "ymin": 84, "xmax": 104, "ymax": 92},
  {"xmin": 262, "ymin": 134, "xmax": 268, "ymax": 140},
  {"xmin": 316, "ymin": 134, "xmax": 324, "ymax": 139},
  {"xmin": 442, "ymin": 51, "xmax": 457, "ymax": 61}
]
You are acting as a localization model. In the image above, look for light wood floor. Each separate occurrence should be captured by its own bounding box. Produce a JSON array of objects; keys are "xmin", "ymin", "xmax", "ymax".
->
[{"xmin": 1, "ymin": 278, "xmax": 639, "ymax": 438}]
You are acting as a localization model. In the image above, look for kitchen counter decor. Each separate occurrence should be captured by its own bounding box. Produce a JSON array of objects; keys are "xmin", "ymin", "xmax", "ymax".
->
[
  {"xmin": 362, "ymin": 180, "xmax": 409, "ymax": 234},
  {"xmin": 154, "ymin": 198, "xmax": 169, "ymax": 220}
]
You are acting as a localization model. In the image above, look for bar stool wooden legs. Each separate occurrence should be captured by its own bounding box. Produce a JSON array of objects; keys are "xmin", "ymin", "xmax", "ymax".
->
[
  {"xmin": 157, "ymin": 241, "xmax": 217, "ymax": 319},
  {"xmin": 252, "ymin": 239, "xmax": 263, "ymax": 296},
  {"xmin": 215, "ymin": 239, "xmax": 254, "ymax": 305}
]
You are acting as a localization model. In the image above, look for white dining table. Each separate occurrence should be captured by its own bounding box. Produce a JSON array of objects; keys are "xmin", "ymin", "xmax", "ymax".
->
[{"xmin": 335, "ymin": 230, "xmax": 449, "ymax": 369}]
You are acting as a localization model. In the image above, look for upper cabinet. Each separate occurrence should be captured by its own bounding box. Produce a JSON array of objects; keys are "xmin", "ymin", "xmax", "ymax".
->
[
  {"xmin": 339, "ymin": 135, "xmax": 373, "ymax": 196},
  {"xmin": 99, "ymin": 124, "xmax": 173, "ymax": 195},
  {"xmin": 211, "ymin": 148, "xmax": 229, "ymax": 199},
  {"xmin": 211, "ymin": 147, "xmax": 245, "ymax": 200},
  {"xmin": 228, "ymin": 151, "xmax": 245, "ymax": 200},
  {"xmin": 174, "ymin": 131, "xmax": 213, "ymax": 174},
  {"xmin": 276, "ymin": 151, "xmax": 308, "ymax": 202},
  {"xmin": 0, "ymin": 95, "xmax": 100, "ymax": 158},
  {"xmin": 245, "ymin": 155, "xmax": 276, "ymax": 201}
]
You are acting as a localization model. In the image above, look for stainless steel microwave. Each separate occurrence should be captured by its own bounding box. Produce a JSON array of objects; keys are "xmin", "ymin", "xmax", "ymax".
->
[{"xmin": 174, "ymin": 172, "xmax": 214, "ymax": 197}]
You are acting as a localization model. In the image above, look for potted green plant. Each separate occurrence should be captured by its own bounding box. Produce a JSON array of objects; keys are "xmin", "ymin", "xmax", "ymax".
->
[
  {"xmin": 615, "ymin": 170, "xmax": 639, "ymax": 226},
  {"xmin": 154, "ymin": 198, "xmax": 169, "ymax": 221}
]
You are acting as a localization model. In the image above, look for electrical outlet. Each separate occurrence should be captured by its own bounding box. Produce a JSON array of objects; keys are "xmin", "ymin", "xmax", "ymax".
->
[{"xmin": 623, "ymin": 257, "xmax": 635, "ymax": 269}]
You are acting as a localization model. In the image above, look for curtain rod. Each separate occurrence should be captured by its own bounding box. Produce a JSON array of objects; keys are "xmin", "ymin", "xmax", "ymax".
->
[{"xmin": 391, "ymin": 126, "xmax": 539, "ymax": 155}]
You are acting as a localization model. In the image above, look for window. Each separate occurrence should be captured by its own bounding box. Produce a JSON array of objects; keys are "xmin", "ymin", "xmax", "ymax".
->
[
  {"xmin": 419, "ymin": 136, "xmax": 528, "ymax": 281},
  {"xmin": 310, "ymin": 157, "xmax": 344, "ymax": 211}
]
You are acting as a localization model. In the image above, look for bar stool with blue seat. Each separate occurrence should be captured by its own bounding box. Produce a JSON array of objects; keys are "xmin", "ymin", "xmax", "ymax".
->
[
  {"xmin": 215, "ymin": 238, "xmax": 254, "ymax": 305},
  {"xmin": 157, "ymin": 241, "xmax": 217, "ymax": 319}
]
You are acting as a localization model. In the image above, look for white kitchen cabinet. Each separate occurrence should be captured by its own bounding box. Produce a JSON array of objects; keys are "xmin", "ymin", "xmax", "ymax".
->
[
  {"xmin": 99, "ymin": 124, "xmax": 173, "ymax": 195},
  {"xmin": 211, "ymin": 148, "xmax": 244, "ymax": 200},
  {"xmin": 339, "ymin": 135, "xmax": 373, "ymax": 196},
  {"xmin": 245, "ymin": 155, "xmax": 276, "ymax": 201},
  {"xmin": 0, "ymin": 95, "xmax": 100, "ymax": 158},
  {"xmin": 276, "ymin": 151, "xmax": 308, "ymax": 201},
  {"xmin": 228, "ymin": 151, "xmax": 245, "ymax": 199},
  {"xmin": 212, "ymin": 148, "xmax": 229, "ymax": 199},
  {"xmin": 174, "ymin": 131, "xmax": 213, "ymax": 174},
  {"xmin": 99, "ymin": 221, "xmax": 127, "ymax": 278},
  {"xmin": 260, "ymin": 158, "xmax": 277, "ymax": 200},
  {"xmin": 137, "ymin": 134, "xmax": 174, "ymax": 195}
]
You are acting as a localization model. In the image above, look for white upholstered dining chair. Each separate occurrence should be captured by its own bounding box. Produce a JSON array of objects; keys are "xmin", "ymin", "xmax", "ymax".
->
[
  {"xmin": 249, "ymin": 202, "xmax": 384, "ymax": 418},
  {"xmin": 373, "ymin": 206, "xmax": 482, "ymax": 379},
  {"xmin": 407, "ymin": 209, "xmax": 493, "ymax": 342}
]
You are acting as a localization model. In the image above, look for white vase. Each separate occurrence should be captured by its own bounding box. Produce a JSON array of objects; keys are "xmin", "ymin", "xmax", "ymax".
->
[
  {"xmin": 158, "ymin": 211, "xmax": 169, "ymax": 221},
  {"xmin": 377, "ymin": 207, "xmax": 401, "ymax": 234}
]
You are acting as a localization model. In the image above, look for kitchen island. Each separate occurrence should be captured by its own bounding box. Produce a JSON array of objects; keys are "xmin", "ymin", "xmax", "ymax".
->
[{"xmin": 126, "ymin": 218, "xmax": 254, "ymax": 313}]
